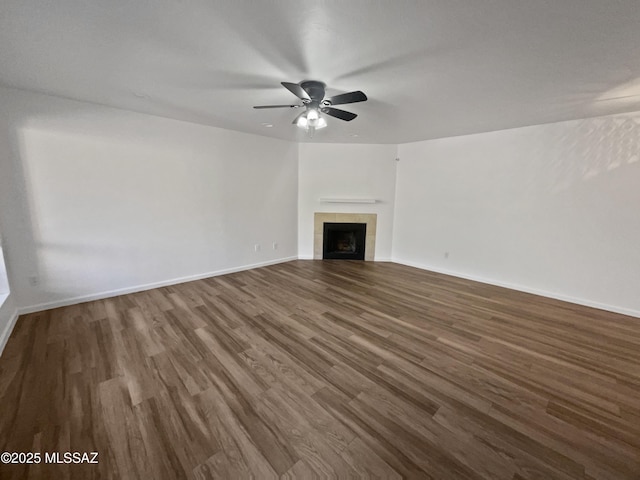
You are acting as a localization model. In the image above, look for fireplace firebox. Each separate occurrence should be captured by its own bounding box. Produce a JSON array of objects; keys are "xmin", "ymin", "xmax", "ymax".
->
[{"xmin": 322, "ymin": 223, "xmax": 367, "ymax": 260}]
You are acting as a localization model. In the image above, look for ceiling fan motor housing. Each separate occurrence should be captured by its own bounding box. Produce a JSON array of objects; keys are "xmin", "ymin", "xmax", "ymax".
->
[{"xmin": 300, "ymin": 80, "xmax": 327, "ymax": 104}]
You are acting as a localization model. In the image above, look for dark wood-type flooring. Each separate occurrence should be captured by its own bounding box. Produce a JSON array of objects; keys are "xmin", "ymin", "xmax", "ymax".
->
[{"xmin": 1, "ymin": 260, "xmax": 639, "ymax": 479}]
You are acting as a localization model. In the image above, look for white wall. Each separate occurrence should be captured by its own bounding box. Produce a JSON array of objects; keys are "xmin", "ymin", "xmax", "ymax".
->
[
  {"xmin": 393, "ymin": 114, "xmax": 640, "ymax": 316},
  {"xmin": 0, "ymin": 99, "xmax": 23, "ymax": 352},
  {"xmin": 298, "ymin": 143, "xmax": 398, "ymax": 260},
  {"xmin": 0, "ymin": 294, "xmax": 18, "ymax": 354},
  {"xmin": 0, "ymin": 86, "xmax": 298, "ymax": 315}
]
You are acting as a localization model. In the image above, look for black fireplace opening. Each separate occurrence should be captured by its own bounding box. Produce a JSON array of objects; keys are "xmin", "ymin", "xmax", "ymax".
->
[{"xmin": 323, "ymin": 222, "xmax": 367, "ymax": 260}]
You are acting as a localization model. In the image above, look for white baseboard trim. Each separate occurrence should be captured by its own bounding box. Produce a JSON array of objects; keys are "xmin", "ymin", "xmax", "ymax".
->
[
  {"xmin": 18, "ymin": 256, "xmax": 299, "ymax": 315},
  {"xmin": 393, "ymin": 258, "xmax": 640, "ymax": 319},
  {"xmin": 13, "ymin": 254, "xmax": 639, "ymax": 328},
  {"xmin": 296, "ymin": 256, "xmax": 393, "ymax": 262},
  {"xmin": 0, "ymin": 308, "xmax": 19, "ymax": 357}
]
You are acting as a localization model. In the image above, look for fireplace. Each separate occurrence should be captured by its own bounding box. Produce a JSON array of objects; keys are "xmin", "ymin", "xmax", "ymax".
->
[
  {"xmin": 323, "ymin": 223, "xmax": 366, "ymax": 260},
  {"xmin": 313, "ymin": 213, "xmax": 377, "ymax": 261}
]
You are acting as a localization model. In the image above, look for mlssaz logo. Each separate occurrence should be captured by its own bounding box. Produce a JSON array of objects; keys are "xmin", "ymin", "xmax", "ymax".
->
[{"xmin": 44, "ymin": 452, "xmax": 99, "ymax": 464}]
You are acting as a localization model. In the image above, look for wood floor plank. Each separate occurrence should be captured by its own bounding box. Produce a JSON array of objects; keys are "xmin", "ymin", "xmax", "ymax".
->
[{"xmin": 1, "ymin": 260, "xmax": 639, "ymax": 479}]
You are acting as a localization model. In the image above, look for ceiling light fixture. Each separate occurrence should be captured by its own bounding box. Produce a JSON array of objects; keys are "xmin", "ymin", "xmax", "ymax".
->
[{"xmin": 296, "ymin": 108, "xmax": 327, "ymax": 135}]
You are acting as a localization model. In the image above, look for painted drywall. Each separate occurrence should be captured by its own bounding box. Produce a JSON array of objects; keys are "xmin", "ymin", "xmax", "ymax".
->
[
  {"xmin": 0, "ymin": 86, "xmax": 298, "ymax": 313},
  {"xmin": 0, "ymin": 295, "xmax": 18, "ymax": 356},
  {"xmin": 393, "ymin": 113, "xmax": 640, "ymax": 316},
  {"xmin": 0, "ymin": 244, "xmax": 12, "ymax": 349},
  {"xmin": 0, "ymin": 251, "xmax": 8, "ymax": 294},
  {"xmin": 298, "ymin": 143, "xmax": 398, "ymax": 260},
  {"xmin": 0, "ymin": 107, "xmax": 21, "ymax": 353}
]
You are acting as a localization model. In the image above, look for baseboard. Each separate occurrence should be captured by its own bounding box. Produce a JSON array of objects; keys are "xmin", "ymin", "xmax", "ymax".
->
[
  {"xmin": 392, "ymin": 258, "xmax": 640, "ymax": 319},
  {"xmin": 0, "ymin": 308, "xmax": 19, "ymax": 357},
  {"xmin": 296, "ymin": 256, "xmax": 393, "ymax": 262},
  {"xmin": 15, "ymin": 254, "xmax": 639, "ymax": 321},
  {"xmin": 18, "ymin": 256, "xmax": 299, "ymax": 315}
]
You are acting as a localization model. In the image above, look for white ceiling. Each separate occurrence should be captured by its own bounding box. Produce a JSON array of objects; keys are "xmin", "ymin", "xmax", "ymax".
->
[{"xmin": 2, "ymin": 0, "xmax": 640, "ymax": 144}]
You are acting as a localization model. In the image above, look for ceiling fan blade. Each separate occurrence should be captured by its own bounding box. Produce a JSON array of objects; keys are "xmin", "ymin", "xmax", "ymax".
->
[
  {"xmin": 325, "ymin": 90, "xmax": 367, "ymax": 106},
  {"xmin": 321, "ymin": 107, "xmax": 357, "ymax": 121},
  {"xmin": 253, "ymin": 104, "xmax": 303, "ymax": 109},
  {"xmin": 281, "ymin": 82, "xmax": 311, "ymax": 101}
]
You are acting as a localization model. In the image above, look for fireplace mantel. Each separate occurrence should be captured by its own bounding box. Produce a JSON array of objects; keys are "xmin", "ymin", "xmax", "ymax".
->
[{"xmin": 319, "ymin": 198, "xmax": 377, "ymax": 204}]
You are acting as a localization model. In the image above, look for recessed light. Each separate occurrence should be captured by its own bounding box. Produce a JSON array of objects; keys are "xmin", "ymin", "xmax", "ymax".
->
[
  {"xmin": 350, "ymin": 133, "xmax": 359, "ymax": 137},
  {"xmin": 261, "ymin": 123, "xmax": 273, "ymax": 128}
]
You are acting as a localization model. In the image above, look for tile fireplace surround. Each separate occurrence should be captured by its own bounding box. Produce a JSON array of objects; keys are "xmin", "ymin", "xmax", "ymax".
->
[{"xmin": 314, "ymin": 212, "xmax": 377, "ymax": 261}]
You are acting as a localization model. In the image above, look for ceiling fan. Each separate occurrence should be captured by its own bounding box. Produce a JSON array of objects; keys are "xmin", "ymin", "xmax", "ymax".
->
[{"xmin": 253, "ymin": 81, "xmax": 367, "ymax": 132}]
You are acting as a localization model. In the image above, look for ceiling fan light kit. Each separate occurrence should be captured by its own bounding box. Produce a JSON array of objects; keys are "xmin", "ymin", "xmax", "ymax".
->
[
  {"xmin": 296, "ymin": 109, "xmax": 327, "ymax": 130},
  {"xmin": 254, "ymin": 80, "xmax": 367, "ymax": 134}
]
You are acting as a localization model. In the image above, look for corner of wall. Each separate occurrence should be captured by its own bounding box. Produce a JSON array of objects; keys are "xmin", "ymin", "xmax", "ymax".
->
[
  {"xmin": 390, "ymin": 142, "xmax": 401, "ymax": 260},
  {"xmin": 0, "ymin": 295, "xmax": 19, "ymax": 357}
]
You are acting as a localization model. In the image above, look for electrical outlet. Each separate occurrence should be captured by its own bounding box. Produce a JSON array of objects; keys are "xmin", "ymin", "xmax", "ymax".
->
[
  {"xmin": 272, "ymin": 242, "xmax": 278, "ymax": 250},
  {"xmin": 254, "ymin": 244, "xmax": 261, "ymax": 252}
]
